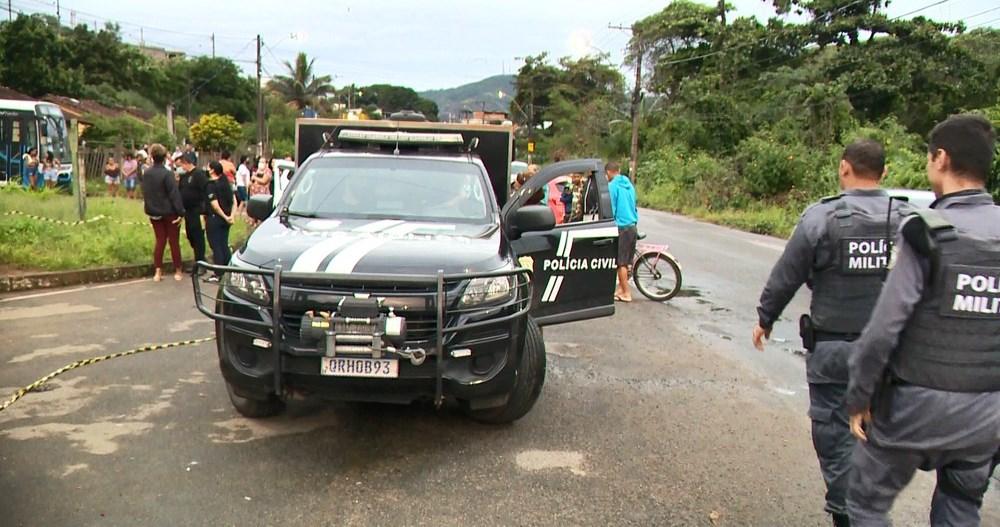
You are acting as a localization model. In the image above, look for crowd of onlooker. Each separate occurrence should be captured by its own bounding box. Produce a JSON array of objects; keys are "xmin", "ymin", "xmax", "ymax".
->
[
  {"xmin": 138, "ymin": 143, "xmax": 281, "ymax": 282},
  {"xmin": 19, "ymin": 147, "xmax": 60, "ymax": 190}
]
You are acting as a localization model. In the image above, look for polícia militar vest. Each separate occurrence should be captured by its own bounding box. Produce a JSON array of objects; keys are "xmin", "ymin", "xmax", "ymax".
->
[
  {"xmin": 893, "ymin": 209, "xmax": 1000, "ymax": 392},
  {"xmin": 809, "ymin": 195, "xmax": 905, "ymax": 334}
]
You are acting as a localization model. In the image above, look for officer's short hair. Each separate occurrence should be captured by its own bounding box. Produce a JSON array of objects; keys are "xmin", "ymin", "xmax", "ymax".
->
[
  {"xmin": 842, "ymin": 139, "xmax": 885, "ymax": 179},
  {"xmin": 606, "ymin": 161, "xmax": 620, "ymax": 173},
  {"xmin": 928, "ymin": 114, "xmax": 996, "ymax": 183},
  {"xmin": 149, "ymin": 143, "xmax": 167, "ymax": 165}
]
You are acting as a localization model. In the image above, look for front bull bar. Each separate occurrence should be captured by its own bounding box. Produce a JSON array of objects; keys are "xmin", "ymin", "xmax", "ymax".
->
[{"xmin": 191, "ymin": 261, "xmax": 533, "ymax": 406}]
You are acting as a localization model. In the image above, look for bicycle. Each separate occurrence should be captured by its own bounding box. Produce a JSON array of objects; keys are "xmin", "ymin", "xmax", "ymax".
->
[{"xmin": 630, "ymin": 232, "xmax": 683, "ymax": 302}]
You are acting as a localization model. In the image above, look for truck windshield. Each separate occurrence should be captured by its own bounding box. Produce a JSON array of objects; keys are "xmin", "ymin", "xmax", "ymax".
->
[{"xmin": 285, "ymin": 156, "xmax": 492, "ymax": 223}]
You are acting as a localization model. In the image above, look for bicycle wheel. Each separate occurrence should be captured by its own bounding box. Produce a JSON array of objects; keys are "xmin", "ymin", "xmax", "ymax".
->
[{"xmin": 632, "ymin": 251, "xmax": 682, "ymax": 301}]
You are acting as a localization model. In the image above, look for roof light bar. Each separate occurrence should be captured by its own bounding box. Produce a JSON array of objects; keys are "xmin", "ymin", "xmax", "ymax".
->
[{"xmin": 337, "ymin": 129, "xmax": 465, "ymax": 145}]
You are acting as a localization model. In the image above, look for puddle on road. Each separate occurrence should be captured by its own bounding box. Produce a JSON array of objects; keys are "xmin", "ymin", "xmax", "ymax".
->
[
  {"xmin": 515, "ymin": 450, "xmax": 588, "ymax": 476},
  {"xmin": 674, "ymin": 288, "xmax": 702, "ymax": 298},
  {"xmin": 8, "ymin": 343, "xmax": 105, "ymax": 364},
  {"xmin": 210, "ymin": 412, "xmax": 337, "ymax": 444}
]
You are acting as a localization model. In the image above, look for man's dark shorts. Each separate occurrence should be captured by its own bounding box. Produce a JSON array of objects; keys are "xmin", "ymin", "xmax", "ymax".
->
[{"xmin": 617, "ymin": 224, "xmax": 637, "ymax": 267}]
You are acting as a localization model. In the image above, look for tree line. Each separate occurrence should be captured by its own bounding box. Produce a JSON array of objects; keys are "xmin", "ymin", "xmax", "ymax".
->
[
  {"xmin": 511, "ymin": 0, "xmax": 1000, "ymax": 234},
  {"xmin": 0, "ymin": 14, "xmax": 439, "ymax": 156}
]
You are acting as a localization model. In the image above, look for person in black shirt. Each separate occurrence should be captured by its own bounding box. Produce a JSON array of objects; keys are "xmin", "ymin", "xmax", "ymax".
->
[
  {"xmin": 205, "ymin": 161, "xmax": 235, "ymax": 281},
  {"xmin": 140, "ymin": 144, "xmax": 185, "ymax": 281},
  {"xmin": 175, "ymin": 152, "xmax": 208, "ymax": 272}
]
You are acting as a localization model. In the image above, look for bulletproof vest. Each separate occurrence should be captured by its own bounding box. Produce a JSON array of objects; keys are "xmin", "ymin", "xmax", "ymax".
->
[
  {"xmin": 893, "ymin": 209, "xmax": 1000, "ymax": 392},
  {"xmin": 809, "ymin": 196, "xmax": 903, "ymax": 334}
]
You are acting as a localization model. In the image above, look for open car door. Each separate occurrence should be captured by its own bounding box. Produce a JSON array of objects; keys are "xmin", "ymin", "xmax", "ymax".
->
[{"xmin": 501, "ymin": 159, "xmax": 618, "ymax": 326}]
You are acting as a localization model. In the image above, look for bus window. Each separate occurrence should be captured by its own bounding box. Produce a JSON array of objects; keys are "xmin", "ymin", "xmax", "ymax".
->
[
  {"xmin": 11, "ymin": 119, "xmax": 20, "ymax": 143},
  {"xmin": 22, "ymin": 116, "xmax": 37, "ymax": 154}
]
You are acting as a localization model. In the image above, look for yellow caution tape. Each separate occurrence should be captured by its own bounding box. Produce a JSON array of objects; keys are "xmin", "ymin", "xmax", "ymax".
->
[
  {"xmin": 1, "ymin": 210, "xmax": 147, "ymax": 226},
  {"xmin": 0, "ymin": 336, "xmax": 215, "ymax": 412}
]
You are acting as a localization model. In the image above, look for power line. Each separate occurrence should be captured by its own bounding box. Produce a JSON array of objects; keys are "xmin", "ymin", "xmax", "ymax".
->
[
  {"xmin": 970, "ymin": 15, "xmax": 1000, "ymax": 28},
  {"xmin": 963, "ymin": 5, "xmax": 1000, "ymax": 20},
  {"xmin": 17, "ymin": 0, "xmax": 243, "ymax": 40},
  {"xmin": 894, "ymin": 0, "xmax": 952, "ymax": 19}
]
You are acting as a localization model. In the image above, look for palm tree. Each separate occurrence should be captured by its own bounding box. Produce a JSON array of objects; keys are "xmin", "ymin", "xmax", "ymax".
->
[{"xmin": 267, "ymin": 52, "xmax": 335, "ymax": 110}]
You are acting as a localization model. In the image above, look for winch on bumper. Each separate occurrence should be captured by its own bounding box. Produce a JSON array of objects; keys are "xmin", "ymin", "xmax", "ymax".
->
[{"xmin": 193, "ymin": 262, "xmax": 533, "ymax": 411}]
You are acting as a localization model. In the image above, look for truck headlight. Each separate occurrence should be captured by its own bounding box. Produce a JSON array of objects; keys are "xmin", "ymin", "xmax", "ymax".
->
[
  {"xmin": 224, "ymin": 272, "xmax": 270, "ymax": 304},
  {"xmin": 459, "ymin": 276, "xmax": 514, "ymax": 308}
]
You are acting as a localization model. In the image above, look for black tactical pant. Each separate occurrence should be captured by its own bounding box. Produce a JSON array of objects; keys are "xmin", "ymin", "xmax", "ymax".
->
[
  {"xmin": 807, "ymin": 340, "xmax": 855, "ymax": 517},
  {"xmin": 847, "ymin": 440, "xmax": 996, "ymax": 526},
  {"xmin": 184, "ymin": 211, "xmax": 205, "ymax": 265}
]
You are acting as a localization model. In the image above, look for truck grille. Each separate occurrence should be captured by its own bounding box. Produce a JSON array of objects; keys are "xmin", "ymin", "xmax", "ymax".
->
[{"xmin": 281, "ymin": 310, "xmax": 441, "ymax": 343}]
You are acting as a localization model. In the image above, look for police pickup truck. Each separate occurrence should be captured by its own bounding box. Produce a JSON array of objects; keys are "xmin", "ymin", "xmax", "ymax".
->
[{"xmin": 193, "ymin": 117, "xmax": 620, "ymax": 423}]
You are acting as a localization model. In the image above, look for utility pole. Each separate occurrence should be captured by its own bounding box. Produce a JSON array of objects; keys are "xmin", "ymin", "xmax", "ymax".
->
[
  {"xmin": 256, "ymin": 34, "xmax": 264, "ymax": 156},
  {"xmin": 211, "ymin": 33, "xmax": 215, "ymax": 58},
  {"xmin": 611, "ymin": 23, "xmax": 643, "ymax": 182},
  {"xmin": 139, "ymin": 27, "xmax": 143, "ymax": 48},
  {"xmin": 7, "ymin": 0, "xmax": 11, "ymax": 22},
  {"xmin": 55, "ymin": 0, "xmax": 59, "ymax": 25}
]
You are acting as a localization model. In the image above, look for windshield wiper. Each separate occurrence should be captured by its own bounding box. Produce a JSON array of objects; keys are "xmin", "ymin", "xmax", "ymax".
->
[{"xmin": 285, "ymin": 210, "xmax": 321, "ymax": 218}]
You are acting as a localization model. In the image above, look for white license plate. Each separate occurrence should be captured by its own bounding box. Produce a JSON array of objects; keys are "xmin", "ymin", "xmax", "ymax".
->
[{"xmin": 320, "ymin": 357, "xmax": 398, "ymax": 378}]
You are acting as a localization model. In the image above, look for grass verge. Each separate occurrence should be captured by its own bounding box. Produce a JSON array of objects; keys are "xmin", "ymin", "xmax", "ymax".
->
[
  {"xmin": 638, "ymin": 184, "xmax": 800, "ymax": 239},
  {"xmin": 0, "ymin": 186, "xmax": 250, "ymax": 272}
]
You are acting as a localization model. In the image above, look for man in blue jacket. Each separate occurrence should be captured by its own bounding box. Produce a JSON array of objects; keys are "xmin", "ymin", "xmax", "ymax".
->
[{"xmin": 607, "ymin": 161, "xmax": 638, "ymax": 302}]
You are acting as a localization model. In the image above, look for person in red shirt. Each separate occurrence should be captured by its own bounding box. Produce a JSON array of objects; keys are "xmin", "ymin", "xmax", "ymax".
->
[{"xmin": 219, "ymin": 151, "xmax": 237, "ymax": 186}]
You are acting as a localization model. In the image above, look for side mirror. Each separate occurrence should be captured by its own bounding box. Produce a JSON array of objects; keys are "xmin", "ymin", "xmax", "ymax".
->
[
  {"xmin": 246, "ymin": 194, "xmax": 274, "ymax": 221},
  {"xmin": 512, "ymin": 205, "xmax": 555, "ymax": 236}
]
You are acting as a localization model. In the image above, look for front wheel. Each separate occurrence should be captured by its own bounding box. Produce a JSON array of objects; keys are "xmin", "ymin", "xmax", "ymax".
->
[
  {"xmin": 632, "ymin": 251, "xmax": 682, "ymax": 301},
  {"xmin": 225, "ymin": 380, "xmax": 285, "ymax": 418},
  {"xmin": 466, "ymin": 318, "xmax": 546, "ymax": 424}
]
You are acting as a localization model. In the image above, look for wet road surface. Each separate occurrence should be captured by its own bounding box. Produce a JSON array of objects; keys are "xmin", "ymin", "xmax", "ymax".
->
[{"xmin": 0, "ymin": 209, "xmax": 996, "ymax": 526}]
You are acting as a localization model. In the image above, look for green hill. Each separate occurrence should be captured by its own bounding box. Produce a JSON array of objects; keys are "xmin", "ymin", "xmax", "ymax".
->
[{"xmin": 419, "ymin": 75, "xmax": 516, "ymax": 121}]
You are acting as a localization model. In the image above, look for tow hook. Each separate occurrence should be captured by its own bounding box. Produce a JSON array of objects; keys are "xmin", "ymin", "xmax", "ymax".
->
[{"xmin": 391, "ymin": 347, "xmax": 427, "ymax": 366}]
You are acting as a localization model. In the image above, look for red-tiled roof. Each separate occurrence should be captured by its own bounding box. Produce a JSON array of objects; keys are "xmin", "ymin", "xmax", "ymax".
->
[
  {"xmin": 41, "ymin": 95, "xmax": 151, "ymax": 125},
  {"xmin": 0, "ymin": 85, "xmax": 35, "ymax": 101}
]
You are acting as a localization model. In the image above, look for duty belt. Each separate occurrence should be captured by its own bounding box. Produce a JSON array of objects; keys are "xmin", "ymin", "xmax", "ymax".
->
[{"xmin": 814, "ymin": 331, "xmax": 860, "ymax": 343}]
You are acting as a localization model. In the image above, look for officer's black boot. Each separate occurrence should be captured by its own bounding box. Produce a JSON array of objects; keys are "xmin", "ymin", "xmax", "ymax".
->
[{"xmin": 832, "ymin": 513, "xmax": 850, "ymax": 527}]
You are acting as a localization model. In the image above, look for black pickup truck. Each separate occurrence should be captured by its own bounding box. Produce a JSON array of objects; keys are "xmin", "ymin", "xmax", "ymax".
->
[{"xmin": 193, "ymin": 118, "xmax": 621, "ymax": 423}]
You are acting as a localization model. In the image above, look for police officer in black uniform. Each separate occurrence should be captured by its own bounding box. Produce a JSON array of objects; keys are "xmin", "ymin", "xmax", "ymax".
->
[
  {"xmin": 753, "ymin": 139, "xmax": 906, "ymax": 527},
  {"xmin": 846, "ymin": 115, "xmax": 1000, "ymax": 525}
]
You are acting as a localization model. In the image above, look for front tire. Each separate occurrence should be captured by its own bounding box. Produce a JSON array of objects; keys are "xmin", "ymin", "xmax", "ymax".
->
[
  {"xmin": 632, "ymin": 251, "xmax": 682, "ymax": 301},
  {"xmin": 466, "ymin": 318, "xmax": 546, "ymax": 424},
  {"xmin": 225, "ymin": 380, "xmax": 285, "ymax": 418}
]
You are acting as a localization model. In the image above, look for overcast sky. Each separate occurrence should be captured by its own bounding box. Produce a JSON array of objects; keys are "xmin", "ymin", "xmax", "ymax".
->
[{"xmin": 12, "ymin": 0, "xmax": 1000, "ymax": 91}]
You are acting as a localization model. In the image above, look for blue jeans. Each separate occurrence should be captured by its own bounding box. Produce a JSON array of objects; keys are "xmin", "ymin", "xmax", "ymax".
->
[{"xmin": 205, "ymin": 215, "xmax": 231, "ymax": 271}]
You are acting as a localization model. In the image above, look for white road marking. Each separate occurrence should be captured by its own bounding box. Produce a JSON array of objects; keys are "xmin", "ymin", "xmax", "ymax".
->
[
  {"xmin": 0, "ymin": 278, "xmax": 146, "ymax": 303},
  {"xmin": 325, "ymin": 238, "xmax": 386, "ymax": 273},
  {"xmin": 515, "ymin": 450, "xmax": 587, "ymax": 476},
  {"xmin": 0, "ymin": 302, "xmax": 100, "ymax": 322},
  {"xmin": 8, "ymin": 343, "xmax": 104, "ymax": 364}
]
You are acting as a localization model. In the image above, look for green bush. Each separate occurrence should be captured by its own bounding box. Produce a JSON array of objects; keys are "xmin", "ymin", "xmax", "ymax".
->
[
  {"xmin": 735, "ymin": 132, "xmax": 813, "ymax": 197},
  {"xmin": 839, "ymin": 118, "xmax": 928, "ymax": 190}
]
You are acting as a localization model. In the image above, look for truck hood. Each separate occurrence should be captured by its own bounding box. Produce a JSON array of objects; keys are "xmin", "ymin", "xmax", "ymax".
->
[{"xmin": 238, "ymin": 217, "xmax": 507, "ymax": 275}]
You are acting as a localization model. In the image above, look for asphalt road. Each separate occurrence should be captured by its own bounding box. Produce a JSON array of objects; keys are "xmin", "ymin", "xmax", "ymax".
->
[{"xmin": 0, "ymin": 208, "xmax": 996, "ymax": 526}]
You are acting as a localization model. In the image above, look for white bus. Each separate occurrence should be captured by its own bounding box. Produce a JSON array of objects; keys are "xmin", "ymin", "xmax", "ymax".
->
[{"xmin": 0, "ymin": 99, "xmax": 73, "ymax": 187}]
